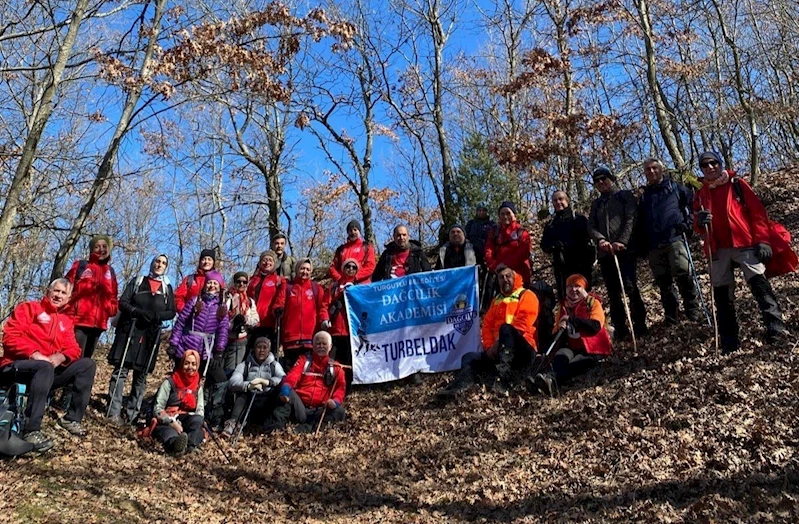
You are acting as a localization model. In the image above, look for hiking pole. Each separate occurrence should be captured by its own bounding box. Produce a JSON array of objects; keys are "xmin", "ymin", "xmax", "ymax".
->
[
  {"xmin": 479, "ymin": 270, "xmax": 490, "ymax": 308},
  {"xmin": 107, "ymin": 329, "xmax": 134, "ymax": 418},
  {"xmin": 682, "ymin": 233, "xmax": 712, "ymax": 327},
  {"xmin": 202, "ymin": 420, "xmax": 233, "ymax": 465},
  {"xmin": 314, "ymin": 366, "xmax": 346, "ymax": 436},
  {"xmin": 232, "ymin": 391, "xmax": 259, "ymax": 445},
  {"xmin": 612, "ymin": 251, "xmax": 637, "ymax": 352},
  {"xmin": 530, "ymin": 328, "xmax": 566, "ymax": 377},
  {"xmin": 701, "ymin": 215, "xmax": 720, "ymax": 355}
]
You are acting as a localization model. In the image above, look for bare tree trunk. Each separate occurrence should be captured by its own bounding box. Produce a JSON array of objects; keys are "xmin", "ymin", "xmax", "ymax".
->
[
  {"xmin": 50, "ymin": 0, "xmax": 167, "ymax": 281},
  {"xmin": 0, "ymin": 0, "xmax": 90, "ymax": 260}
]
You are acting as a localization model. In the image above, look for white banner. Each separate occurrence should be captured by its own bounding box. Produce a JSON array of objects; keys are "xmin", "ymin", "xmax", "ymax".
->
[{"xmin": 344, "ymin": 266, "xmax": 480, "ymax": 384}]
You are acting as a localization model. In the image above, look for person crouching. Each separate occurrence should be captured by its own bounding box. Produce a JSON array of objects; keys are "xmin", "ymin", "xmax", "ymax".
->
[
  {"xmin": 152, "ymin": 350, "xmax": 205, "ymax": 455},
  {"xmin": 532, "ymin": 274, "xmax": 612, "ymax": 397}
]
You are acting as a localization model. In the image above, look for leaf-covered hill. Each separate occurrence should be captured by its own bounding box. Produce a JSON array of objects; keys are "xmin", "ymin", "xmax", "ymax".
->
[{"xmin": 2, "ymin": 170, "xmax": 798, "ymax": 523}]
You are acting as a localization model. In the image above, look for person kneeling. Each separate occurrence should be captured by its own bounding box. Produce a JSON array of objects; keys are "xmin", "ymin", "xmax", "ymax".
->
[
  {"xmin": 152, "ymin": 350, "xmax": 205, "ymax": 455},
  {"xmin": 222, "ymin": 337, "xmax": 285, "ymax": 437},
  {"xmin": 533, "ymin": 274, "xmax": 612, "ymax": 397},
  {"xmin": 264, "ymin": 332, "xmax": 345, "ymax": 434},
  {"xmin": 438, "ymin": 264, "xmax": 539, "ymax": 397}
]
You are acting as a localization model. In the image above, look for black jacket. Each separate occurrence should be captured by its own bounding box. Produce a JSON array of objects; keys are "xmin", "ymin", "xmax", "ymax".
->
[
  {"xmin": 372, "ymin": 240, "xmax": 432, "ymax": 282},
  {"xmin": 108, "ymin": 277, "xmax": 176, "ymax": 373},
  {"xmin": 639, "ymin": 178, "xmax": 693, "ymax": 251},
  {"xmin": 588, "ymin": 188, "xmax": 638, "ymax": 257}
]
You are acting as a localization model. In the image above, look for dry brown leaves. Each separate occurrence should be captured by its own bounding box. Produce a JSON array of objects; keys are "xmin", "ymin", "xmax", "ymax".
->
[{"xmin": 2, "ymin": 171, "xmax": 798, "ymax": 522}]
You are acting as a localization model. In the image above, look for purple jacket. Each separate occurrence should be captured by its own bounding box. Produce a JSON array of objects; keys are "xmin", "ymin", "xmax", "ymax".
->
[{"xmin": 169, "ymin": 293, "xmax": 230, "ymax": 359}]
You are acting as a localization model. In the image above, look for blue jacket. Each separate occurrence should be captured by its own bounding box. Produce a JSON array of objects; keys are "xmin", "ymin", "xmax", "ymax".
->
[{"xmin": 639, "ymin": 178, "xmax": 693, "ymax": 250}]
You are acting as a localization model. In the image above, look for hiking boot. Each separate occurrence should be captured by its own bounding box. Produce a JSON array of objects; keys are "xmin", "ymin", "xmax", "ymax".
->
[
  {"xmin": 294, "ymin": 423, "xmax": 314, "ymax": 434},
  {"xmin": 490, "ymin": 378, "xmax": 509, "ymax": 396},
  {"xmin": 57, "ymin": 418, "xmax": 87, "ymax": 437},
  {"xmin": 524, "ymin": 375, "xmax": 540, "ymax": 394},
  {"xmin": 407, "ymin": 372, "xmax": 424, "ymax": 386},
  {"xmin": 169, "ymin": 433, "xmax": 189, "ymax": 455},
  {"xmin": 766, "ymin": 329, "xmax": 791, "ymax": 345},
  {"xmin": 23, "ymin": 431, "xmax": 54, "ymax": 453},
  {"xmin": 436, "ymin": 379, "xmax": 469, "ymax": 399},
  {"xmin": 221, "ymin": 419, "xmax": 236, "ymax": 438},
  {"xmin": 535, "ymin": 373, "xmax": 559, "ymax": 398}
]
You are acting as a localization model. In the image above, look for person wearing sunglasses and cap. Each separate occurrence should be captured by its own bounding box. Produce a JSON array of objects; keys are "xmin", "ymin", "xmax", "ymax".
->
[
  {"xmin": 326, "ymin": 258, "xmax": 361, "ymax": 393},
  {"xmin": 588, "ymin": 167, "xmax": 648, "ymax": 342},
  {"xmin": 223, "ymin": 272, "xmax": 260, "ymax": 373},
  {"xmin": 693, "ymin": 151, "xmax": 789, "ymax": 354}
]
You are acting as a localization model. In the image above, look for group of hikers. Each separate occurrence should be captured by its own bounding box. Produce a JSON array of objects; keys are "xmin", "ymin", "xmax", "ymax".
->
[{"xmin": 0, "ymin": 151, "xmax": 794, "ymax": 457}]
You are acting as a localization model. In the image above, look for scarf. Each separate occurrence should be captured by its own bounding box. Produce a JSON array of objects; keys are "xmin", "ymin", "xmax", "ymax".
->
[
  {"xmin": 566, "ymin": 288, "xmax": 588, "ymax": 309},
  {"xmin": 171, "ymin": 350, "xmax": 201, "ymax": 411},
  {"xmin": 707, "ymin": 170, "xmax": 731, "ymax": 189},
  {"xmin": 146, "ymin": 254, "xmax": 171, "ymax": 287}
]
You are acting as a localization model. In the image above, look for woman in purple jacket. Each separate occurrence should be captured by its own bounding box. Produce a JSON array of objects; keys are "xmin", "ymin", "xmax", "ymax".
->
[{"xmin": 169, "ymin": 270, "xmax": 230, "ymax": 428}]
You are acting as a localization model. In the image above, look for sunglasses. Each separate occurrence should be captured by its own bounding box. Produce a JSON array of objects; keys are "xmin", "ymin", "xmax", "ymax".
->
[
  {"xmin": 699, "ymin": 160, "xmax": 719, "ymax": 169},
  {"xmin": 235, "ymin": 279, "xmax": 248, "ymax": 285},
  {"xmin": 344, "ymin": 264, "xmax": 357, "ymax": 270}
]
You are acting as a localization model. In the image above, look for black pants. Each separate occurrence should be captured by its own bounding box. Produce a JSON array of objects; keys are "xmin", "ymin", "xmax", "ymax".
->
[
  {"xmin": 552, "ymin": 347, "xmax": 597, "ymax": 383},
  {"xmin": 599, "ymin": 254, "xmax": 647, "ymax": 337},
  {"xmin": 331, "ymin": 335, "xmax": 353, "ymax": 393},
  {"xmin": 152, "ymin": 413, "xmax": 204, "ymax": 450},
  {"xmin": 229, "ymin": 389, "xmax": 278, "ymax": 426},
  {"xmin": 268, "ymin": 390, "xmax": 345, "ymax": 430},
  {"xmin": 74, "ymin": 327, "xmax": 104, "ymax": 359},
  {"xmin": 452, "ymin": 324, "xmax": 534, "ymax": 387},
  {"xmin": 1, "ymin": 358, "xmax": 96, "ymax": 432}
]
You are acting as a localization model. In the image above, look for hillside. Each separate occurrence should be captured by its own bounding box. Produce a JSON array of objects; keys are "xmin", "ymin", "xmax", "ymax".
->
[{"xmin": 1, "ymin": 170, "xmax": 798, "ymax": 523}]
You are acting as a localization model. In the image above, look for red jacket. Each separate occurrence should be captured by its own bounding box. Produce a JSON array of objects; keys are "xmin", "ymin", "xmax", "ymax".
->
[
  {"xmin": 329, "ymin": 238, "xmax": 376, "ymax": 283},
  {"xmin": 554, "ymin": 294, "xmax": 612, "ymax": 357},
  {"xmin": 283, "ymin": 353, "xmax": 345, "ymax": 408},
  {"xmin": 326, "ymin": 276, "xmax": 357, "ymax": 337},
  {"xmin": 1, "ymin": 297, "xmax": 82, "ymax": 368},
  {"xmin": 174, "ymin": 271, "xmax": 206, "ymax": 313},
  {"xmin": 65, "ymin": 254, "xmax": 119, "ymax": 330},
  {"xmin": 485, "ymin": 221, "xmax": 532, "ymax": 285},
  {"xmin": 693, "ymin": 176, "xmax": 770, "ymax": 253},
  {"xmin": 248, "ymin": 272, "xmax": 286, "ymax": 328},
  {"xmin": 281, "ymin": 278, "xmax": 329, "ymax": 349}
]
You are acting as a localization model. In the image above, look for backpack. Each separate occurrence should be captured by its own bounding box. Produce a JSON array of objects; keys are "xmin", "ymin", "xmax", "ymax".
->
[{"xmin": 0, "ymin": 395, "xmax": 33, "ymax": 457}]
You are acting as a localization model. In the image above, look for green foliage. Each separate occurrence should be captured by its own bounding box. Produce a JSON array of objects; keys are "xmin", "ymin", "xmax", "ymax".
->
[{"xmin": 454, "ymin": 133, "xmax": 519, "ymax": 223}]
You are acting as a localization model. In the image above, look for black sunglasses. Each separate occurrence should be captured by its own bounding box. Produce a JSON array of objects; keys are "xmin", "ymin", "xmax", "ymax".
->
[
  {"xmin": 235, "ymin": 279, "xmax": 248, "ymax": 284},
  {"xmin": 344, "ymin": 264, "xmax": 357, "ymax": 270},
  {"xmin": 699, "ymin": 160, "xmax": 719, "ymax": 168}
]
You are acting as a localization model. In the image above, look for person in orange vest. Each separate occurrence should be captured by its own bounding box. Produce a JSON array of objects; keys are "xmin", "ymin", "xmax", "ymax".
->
[
  {"xmin": 531, "ymin": 274, "xmax": 612, "ymax": 397},
  {"xmin": 437, "ymin": 264, "xmax": 539, "ymax": 397}
]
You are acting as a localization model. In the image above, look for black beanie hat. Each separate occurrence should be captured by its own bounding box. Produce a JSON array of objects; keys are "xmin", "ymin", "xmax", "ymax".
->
[
  {"xmin": 498, "ymin": 201, "xmax": 517, "ymax": 215},
  {"xmin": 199, "ymin": 248, "xmax": 216, "ymax": 262},
  {"xmin": 346, "ymin": 220, "xmax": 361, "ymax": 232}
]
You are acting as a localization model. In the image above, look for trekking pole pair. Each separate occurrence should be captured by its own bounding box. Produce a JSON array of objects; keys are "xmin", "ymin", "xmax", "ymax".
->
[
  {"xmin": 612, "ymin": 251, "xmax": 638, "ymax": 352},
  {"xmin": 232, "ymin": 390, "xmax": 260, "ymax": 446},
  {"xmin": 530, "ymin": 328, "xmax": 566, "ymax": 378},
  {"xmin": 699, "ymin": 211, "xmax": 720, "ymax": 355},
  {"xmin": 106, "ymin": 332, "xmax": 134, "ymax": 418},
  {"xmin": 682, "ymin": 233, "xmax": 713, "ymax": 327}
]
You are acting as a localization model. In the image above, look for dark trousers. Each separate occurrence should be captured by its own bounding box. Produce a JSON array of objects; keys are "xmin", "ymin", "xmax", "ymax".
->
[
  {"xmin": 152, "ymin": 413, "xmax": 204, "ymax": 450},
  {"xmin": 223, "ymin": 338, "xmax": 249, "ymax": 374},
  {"xmin": 331, "ymin": 335, "xmax": 353, "ymax": 393},
  {"xmin": 552, "ymin": 347, "xmax": 597, "ymax": 383},
  {"xmin": 452, "ymin": 324, "xmax": 534, "ymax": 387},
  {"xmin": 74, "ymin": 327, "xmax": 104, "ymax": 359},
  {"xmin": 107, "ymin": 367, "xmax": 148, "ymax": 421},
  {"xmin": 268, "ymin": 390, "xmax": 345, "ymax": 430},
  {"xmin": 229, "ymin": 389, "xmax": 278, "ymax": 426},
  {"xmin": 1, "ymin": 358, "xmax": 96, "ymax": 432},
  {"xmin": 599, "ymin": 254, "xmax": 647, "ymax": 337}
]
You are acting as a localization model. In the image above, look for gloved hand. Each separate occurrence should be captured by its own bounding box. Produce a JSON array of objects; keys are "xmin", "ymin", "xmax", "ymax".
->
[
  {"xmin": 251, "ymin": 377, "xmax": 268, "ymax": 386},
  {"xmin": 247, "ymin": 381, "xmax": 264, "ymax": 392},
  {"xmin": 209, "ymin": 355, "xmax": 224, "ymax": 371},
  {"xmin": 321, "ymin": 320, "xmax": 331, "ymax": 330},
  {"xmin": 273, "ymin": 308, "xmax": 284, "ymax": 319},
  {"xmin": 674, "ymin": 222, "xmax": 689, "ymax": 235},
  {"xmin": 755, "ymin": 243, "xmax": 773, "ymax": 263},
  {"xmin": 231, "ymin": 314, "xmax": 246, "ymax": 333},
  {"xmin": 697, "ymin": 210, "xmax": 713, "ymax": 227},
  {"xmin": 167, "ymin": 345, "xmax": 178, "ymax": 358}
]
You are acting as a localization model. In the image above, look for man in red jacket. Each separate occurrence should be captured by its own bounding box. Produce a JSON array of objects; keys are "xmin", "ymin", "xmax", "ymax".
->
[
  {"xmin": 0, "ymin": 279, "xmax": 97, "ymax": 451},
  {"xmin": 329, "ymin": 219, "xmax": 376, "ymax": 284},
  {"xmin": 264, "ymin": 331, "xmax": 345, "ymax": 433},
  {"xmin": 694, "ymin": 151, "xmax": 789, "ymax": 354},
  {"xmin": 485, "ymin": 201, "xmax": 532, "ymax": 286}
]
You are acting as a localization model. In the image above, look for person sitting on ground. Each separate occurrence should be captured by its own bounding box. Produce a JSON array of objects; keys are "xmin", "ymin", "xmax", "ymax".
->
[
  {"xmin": 174, "ymin": 248, "xmax": 216, "ymax": 313},
  {"xmin": 540, "ymin": 191, "xmax": 595, "ymax": 300},
  {"xmin": 271, "ymin": 233, "xmax": 296, "ymax": 280},
  {"xmin": 64, "ymin": 234, "xmax": 119, "ymax": 359},
  {"xmin": 372, "ymin": 225, "xmax": 432, "ymax": 281},
  {"xmin": 223, "ymin": 337, "xmax": 285, "ymax": 437},
  {"xmin": 264, "ymin": 331, "xmax": 345, "ymax": 434},
  {"xmin": 484, "ymin": 202, "xmax": 532, "ymax": 287},
  {"xmin": 531, "ymin": 274, "xmax": 612, "ymax": 398},
  {"xmin": 224, "ymin": 271, "xmax": 260, "ymax": 374},
  {"xmin": 438, "ymin": 264, "xmax": 539, "ymax": 397},
  {"xmin": 247, "ymin": 250, "xmax": 287, "ymax": 351},
  {"xmin": 152, "ymin": 350, "xmax": 205, "ymax": 455},
  {"xmin": 329, "ymin": 219, "xmax": 376, "ymax": 284},
  {"xmin": 281, "ymin": 259, "xmax": 329, "ymax": 371},
  {"xmin": 693, "ymin": 151, "xmax": 790, "ymax": 353},
  {"xmin": 107, "ymin": 254, "xmax": 176, "ymax": 426},
  {"xmin": 436, "ymin": 224, "xmax": 477, "ymax": 270},
  {"xmin": 0, "ymin": 279, "xmax": 96, "ymax": 451},
  {"xmin": 169, "ymin": 271, "xmax": 229, "ymax": 428}
]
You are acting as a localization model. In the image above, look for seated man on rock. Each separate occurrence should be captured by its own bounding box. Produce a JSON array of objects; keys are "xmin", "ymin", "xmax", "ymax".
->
[
  {"xmin": 222, "ymin": 336, "xmax": 285, "ymax": 437},
  {"xmin": 263, "ymin": 331, "xmax": 345, "ymax": 433},
  {"xmin": 438, "ymin": 264, "xmax": 539, "ymax": 397},
  {"xmin": 531, "ymin": 274, "xmax": 612, "ymax": 397},
  {"xmin": 0, "ymin": 278, "xmax": 97, "ymax": 452}
]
